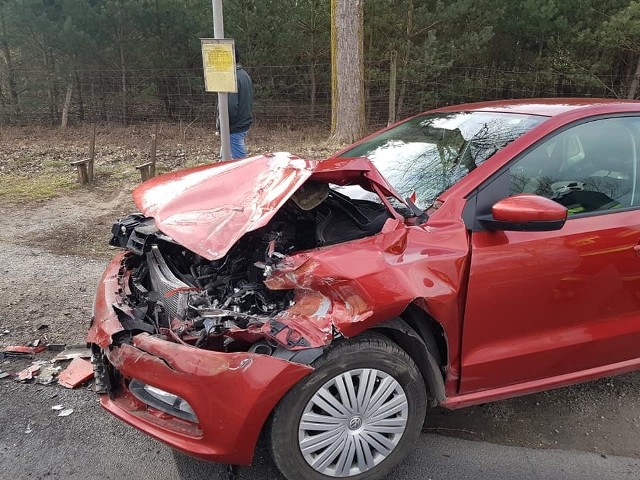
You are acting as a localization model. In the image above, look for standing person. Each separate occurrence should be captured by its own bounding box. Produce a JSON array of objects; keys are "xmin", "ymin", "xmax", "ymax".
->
[{"xmin": 228, "ymin": 45, "xmax": 253, "ymax": 159}]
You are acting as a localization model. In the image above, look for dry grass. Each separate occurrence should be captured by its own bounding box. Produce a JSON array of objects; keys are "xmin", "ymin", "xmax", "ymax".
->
[
  {"xmin": 0, "ymin": 123, "xmax": 343, "ymax": 204},
  {"xmin": 0, "ymin": 173, "xmax": 79, "ymax": 202}
]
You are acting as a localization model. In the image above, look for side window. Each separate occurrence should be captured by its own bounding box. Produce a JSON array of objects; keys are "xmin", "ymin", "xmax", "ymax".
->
[{"xmin": 510, "ymin": 117, "xmax": 640, "ymax": 215}]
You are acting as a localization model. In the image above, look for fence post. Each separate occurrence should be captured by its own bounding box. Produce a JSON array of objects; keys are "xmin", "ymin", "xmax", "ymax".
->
[
  {"xmin": 88, "ymin": 122, "xmax": 96, "ymax": 183},
  {"xmin": 150, "ymin": 124, "xmax": 157, "ymax": 178},
  {"xmin": 388, "ymin": 50, "xmax": 398, "ymax": 126}
]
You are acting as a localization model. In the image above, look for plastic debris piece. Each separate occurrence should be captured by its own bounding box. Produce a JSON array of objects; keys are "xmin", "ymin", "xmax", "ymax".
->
[
  {"xmin": 51, "ymin": 405, "xmax": 64, "ymax": 411},
  {"xmin": 37, "ymin": 364, "xmax": 62, "ymax": 385},
  {"xmin": 25, "ymin": 421, "xmax": 32, "ymax": 434},
  {"xmin": 37, "ymin": 325, "xmax": 49, "ymax": 331},
  {"xmin": 52, "ymin": 345, "xmax": 92, "ymax": 362},
  {"xmin": 16, "ymin": 363, "xmax": 41, "ymax": 381},
  {"xmin": 1, "ymin": 345, "xmax": 47, "ymax": 356},
  {"xmin": 57, "ymin": 357, "xmax": 94, "ymax": 389},
  {"xmin": 0, "ymin": 371, "xmax": 9, "ymax": 379},
  {"xmin": 58, "ymin": 409, "xmax": 74, "ymax": 417},
  {"xmin": 46, "ymin": 344, "xmax": 66, "ymax": 352}
]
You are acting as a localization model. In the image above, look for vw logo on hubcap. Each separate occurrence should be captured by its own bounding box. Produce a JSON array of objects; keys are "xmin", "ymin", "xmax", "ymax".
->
[{"xmin": 348, "ymin": 416, "xmax": 363, "ymax": 430}]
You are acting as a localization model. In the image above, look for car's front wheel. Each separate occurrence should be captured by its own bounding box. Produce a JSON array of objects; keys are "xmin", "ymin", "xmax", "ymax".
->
[{"xmin": 269, "ymin": 333, "xmax": 427, "ymax": 480}]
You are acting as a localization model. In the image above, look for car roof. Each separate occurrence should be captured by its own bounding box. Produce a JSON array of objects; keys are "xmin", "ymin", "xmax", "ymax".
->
[{"xmin": 431, "ymin": 98, "xmax": 640, "ymax": 117}]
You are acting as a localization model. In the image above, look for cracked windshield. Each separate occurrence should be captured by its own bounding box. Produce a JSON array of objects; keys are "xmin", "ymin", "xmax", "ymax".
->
[{"xmin": 339, "ymin": 111, "xmax": 545, "ymax": 210}]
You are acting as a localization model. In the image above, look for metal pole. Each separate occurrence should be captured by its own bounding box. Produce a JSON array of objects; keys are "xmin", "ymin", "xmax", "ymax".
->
[{"xmin": 212, "ymin": 0, "xmax": 232, "ymax": 160}]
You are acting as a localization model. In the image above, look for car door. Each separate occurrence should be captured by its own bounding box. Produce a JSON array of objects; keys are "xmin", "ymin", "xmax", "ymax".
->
[{"xmin": 459, "ymin": 115, "xmax": 640, "ymax": 394}]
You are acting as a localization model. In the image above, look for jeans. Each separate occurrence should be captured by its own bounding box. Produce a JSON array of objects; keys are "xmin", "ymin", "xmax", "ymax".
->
[{"xmin": 230, "ymin": 130, "xmax": 249, "ymax": 159}]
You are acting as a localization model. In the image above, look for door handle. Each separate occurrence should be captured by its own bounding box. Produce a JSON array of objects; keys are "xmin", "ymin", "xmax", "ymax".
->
[{"xmin": 634, "ymin": 245, "xmax": 640, "ymax": 255}]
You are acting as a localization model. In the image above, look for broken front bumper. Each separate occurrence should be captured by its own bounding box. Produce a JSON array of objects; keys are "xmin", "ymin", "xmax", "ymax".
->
[{"xmin": 87, "ymin": 254, "xmax": 313, "ymax": 465}]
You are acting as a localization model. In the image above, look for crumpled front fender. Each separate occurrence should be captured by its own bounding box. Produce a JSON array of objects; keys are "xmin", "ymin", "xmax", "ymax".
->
[{"xmin": 262, "ymin": 200, "xmax": 470, "ymax": 366}]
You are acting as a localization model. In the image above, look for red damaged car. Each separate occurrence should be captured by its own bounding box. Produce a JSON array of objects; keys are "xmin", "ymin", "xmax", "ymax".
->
[{"xmin": 88, "ymin": 99, "xmax": 640, "ymax": 480}]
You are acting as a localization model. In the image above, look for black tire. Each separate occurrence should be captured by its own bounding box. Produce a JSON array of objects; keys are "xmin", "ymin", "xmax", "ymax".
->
[{"xmin": 269, "ymin": 333, "xmax": 427, "ymax": 480}]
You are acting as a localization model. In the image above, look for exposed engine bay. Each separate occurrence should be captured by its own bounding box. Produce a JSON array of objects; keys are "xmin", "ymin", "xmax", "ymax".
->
[{"xmin": 110, "ymin": 182, "xmax": 392, "ymax": 352}]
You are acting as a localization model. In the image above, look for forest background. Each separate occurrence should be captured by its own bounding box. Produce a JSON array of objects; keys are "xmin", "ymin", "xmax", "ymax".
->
[{"xmin": 2, "ymin": 0, "xmax": 640, "ymax": 130}]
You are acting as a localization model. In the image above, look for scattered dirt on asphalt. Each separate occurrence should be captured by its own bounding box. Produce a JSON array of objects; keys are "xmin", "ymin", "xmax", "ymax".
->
[
  {"xmin": 0, "ymin": 127, "xmax": 639, "ymax": 461},
  {"xmin": 425, "ymin": 373, "xmax": 640, "ymax": 459}
]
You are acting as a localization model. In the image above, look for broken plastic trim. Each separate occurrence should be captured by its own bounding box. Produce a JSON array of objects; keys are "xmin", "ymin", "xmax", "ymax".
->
[{"xmin": 129, "ymin": 379, "xmax": 198, "ymax": 423}]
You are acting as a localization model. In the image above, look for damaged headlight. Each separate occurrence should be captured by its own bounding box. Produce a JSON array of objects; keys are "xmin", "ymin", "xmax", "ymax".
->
[{"xmin": 129, "ymin": 379, "xmax": 197, "ymax": 423}]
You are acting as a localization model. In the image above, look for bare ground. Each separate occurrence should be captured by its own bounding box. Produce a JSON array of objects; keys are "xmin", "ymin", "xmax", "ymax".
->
[{"xmin": 0, "ymin": 127, "xmax": 639, "ymax": 465}]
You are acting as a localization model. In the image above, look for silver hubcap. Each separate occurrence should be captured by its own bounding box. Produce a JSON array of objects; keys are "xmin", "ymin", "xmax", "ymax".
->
[{"xmin": 298, "ymin": 368, "xmax": 409, "ymax": 477}]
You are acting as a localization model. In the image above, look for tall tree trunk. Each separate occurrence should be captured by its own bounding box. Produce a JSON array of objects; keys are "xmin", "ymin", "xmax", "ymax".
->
[
  {"xmin": 308, "ymin": 0, "xmax": 318, "ymax": 121},
  {"xmin": 119, "ymin": 36, "xmax": 128, "ymax": 124},
  {"xmin": 0, "ymin": 84, "xmax": 7, "ymax": 123},
  {"xmin": 44, "ymin": 50, "xmax": 56, "ymax": 125},
  {"xmin": 628, "ymin": 55, "xmax": 640, "ymax": 100},
  {"xmin": 330, "ymin": 0, "xmax": 365, "ymax": 143},
  {"xmin": 75, "ymin": 68, "xmax": 85, "ymax": 121},
  {"xmin": 388, "ymin": 50, "xmax": 398, "ymax": 126},
  {"xmin": 555, "ymin": 73, "xmax": 566, "ymax": 97},
  {"xmin": 160, "ymin": 76, "xmax": 172, "ymax": 118},
  {"xmin": 61, "ymin": 83, "xmax": 73, "ymax": 128},
  {"xmin": 0, "ymin": 10, "xmax": 19, "ymax": 120},
  {"xmin": 309, "ymin": 62, "xmax": 317, "ymax": 120},
  {"xmin": 396, "ymin": 0, "xmax": 413, "ymax": 118},
  {"xmin": 99, "ymin": 71, "xmax": 107, "ymax": 121}
]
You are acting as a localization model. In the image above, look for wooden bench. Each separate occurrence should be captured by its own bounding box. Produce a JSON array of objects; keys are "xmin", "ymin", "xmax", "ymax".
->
[
  {"xmin": 135, "ymin": 125, "xmax": 158, "ymax": 182},
  {"xmin": 135, "ymin": 161, "xmax": 156, "ymax": 181},
  {"xmin": 70, "ymin": 123, "xmax": 96, "ymax": 185},
  {"xmin": 70, "ymin": 158, "xmax": 93, "ymax": 184}
]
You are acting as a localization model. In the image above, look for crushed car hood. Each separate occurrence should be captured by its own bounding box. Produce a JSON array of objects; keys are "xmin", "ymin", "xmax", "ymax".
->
[{"xmin": 133, "ymin": 152, "xmax": 404, "ymax": 260}]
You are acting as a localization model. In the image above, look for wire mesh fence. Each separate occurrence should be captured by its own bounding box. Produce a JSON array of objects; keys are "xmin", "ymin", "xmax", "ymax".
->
[{"xmin": 0, "ymin": 61, "xmax": 631, "ymax": 129}]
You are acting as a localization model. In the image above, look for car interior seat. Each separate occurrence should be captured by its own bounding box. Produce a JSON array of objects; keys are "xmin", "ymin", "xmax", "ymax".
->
[{"xmin": 577, "ymin": 124, "xmax": 637, "ymax": 208}]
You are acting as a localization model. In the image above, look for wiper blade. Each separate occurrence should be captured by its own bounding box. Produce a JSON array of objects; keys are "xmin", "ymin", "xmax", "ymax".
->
[{"xmin": 405, "ymin": 197, "xmax": 428, "ymax": 224}]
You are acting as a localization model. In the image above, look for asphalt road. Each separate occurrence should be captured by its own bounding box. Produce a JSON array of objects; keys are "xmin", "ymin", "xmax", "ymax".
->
[{"xmin": 1, "ymin": 381, "xmax": 639, "ymax": 480}]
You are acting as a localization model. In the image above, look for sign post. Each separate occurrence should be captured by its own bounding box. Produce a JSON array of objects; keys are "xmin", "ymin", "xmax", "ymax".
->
[{"xmin": 207, "ymin": 0, "xmax": 232, "ymax": 161}]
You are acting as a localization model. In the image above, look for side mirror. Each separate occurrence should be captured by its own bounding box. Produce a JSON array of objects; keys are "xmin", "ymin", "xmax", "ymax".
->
[{"xmin": 479, "ymin": 194, "xmax": 568, "ymax": 232}]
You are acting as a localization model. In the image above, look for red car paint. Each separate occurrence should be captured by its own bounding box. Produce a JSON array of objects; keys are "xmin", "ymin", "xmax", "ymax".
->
[
  {"xmin": 491, "ymin": 194, "xmax": 568, "ymax": 223},
  {"xmin": 133, "ymin": 153, "xmax": 403, "ymax": 261},
  {"xmin": 90, "ymin": 256, "xmax": 313, "ymax": 464},
  {"xmin": 88, "ymin": 98, "xmax": 640, "ymax": 466}
]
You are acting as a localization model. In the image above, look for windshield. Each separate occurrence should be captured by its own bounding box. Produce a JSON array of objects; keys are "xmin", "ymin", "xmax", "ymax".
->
[{"xmin": 337, "ymin": 111, "xmax": 546, "ymax": 209}]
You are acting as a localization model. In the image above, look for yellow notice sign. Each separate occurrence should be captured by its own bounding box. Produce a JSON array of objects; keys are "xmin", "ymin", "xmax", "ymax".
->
[{"xmin": 201, "ymin": 39, "xmax": 237, "ymax": 93}]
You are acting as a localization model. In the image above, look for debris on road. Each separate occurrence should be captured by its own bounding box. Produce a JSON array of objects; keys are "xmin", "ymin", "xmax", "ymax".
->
[
  {"xmin": 0, "ymin": 345, "xmax": 47, "ymax": 357},
  {"xmin": 37, "ymin": 364, "xmax": 62, "ymax": 385},
  {"xmin": 57, "ymin": 408, "xmax": 74, "ymax": 417},
  {"xmin": 25, "ymin": 420, "xmax": 32, "ymax": 434},
  {"xmin": 57, "ymin": 357, "xmax": 94, "ymax": 389},
  {"xmin": 16, "ymin": 363, "xmax": 42, "ymax": 381},
  {"xmin": 51, "ymin": 405, "xmax": 64, "ymax": 411},
  {"xmin": 52, "ymin": 345, "xmax": 92, "ymax": 362},
  {"xmin": 1, "ymin": 342, "xmax": 92, "ymax": 387}
]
